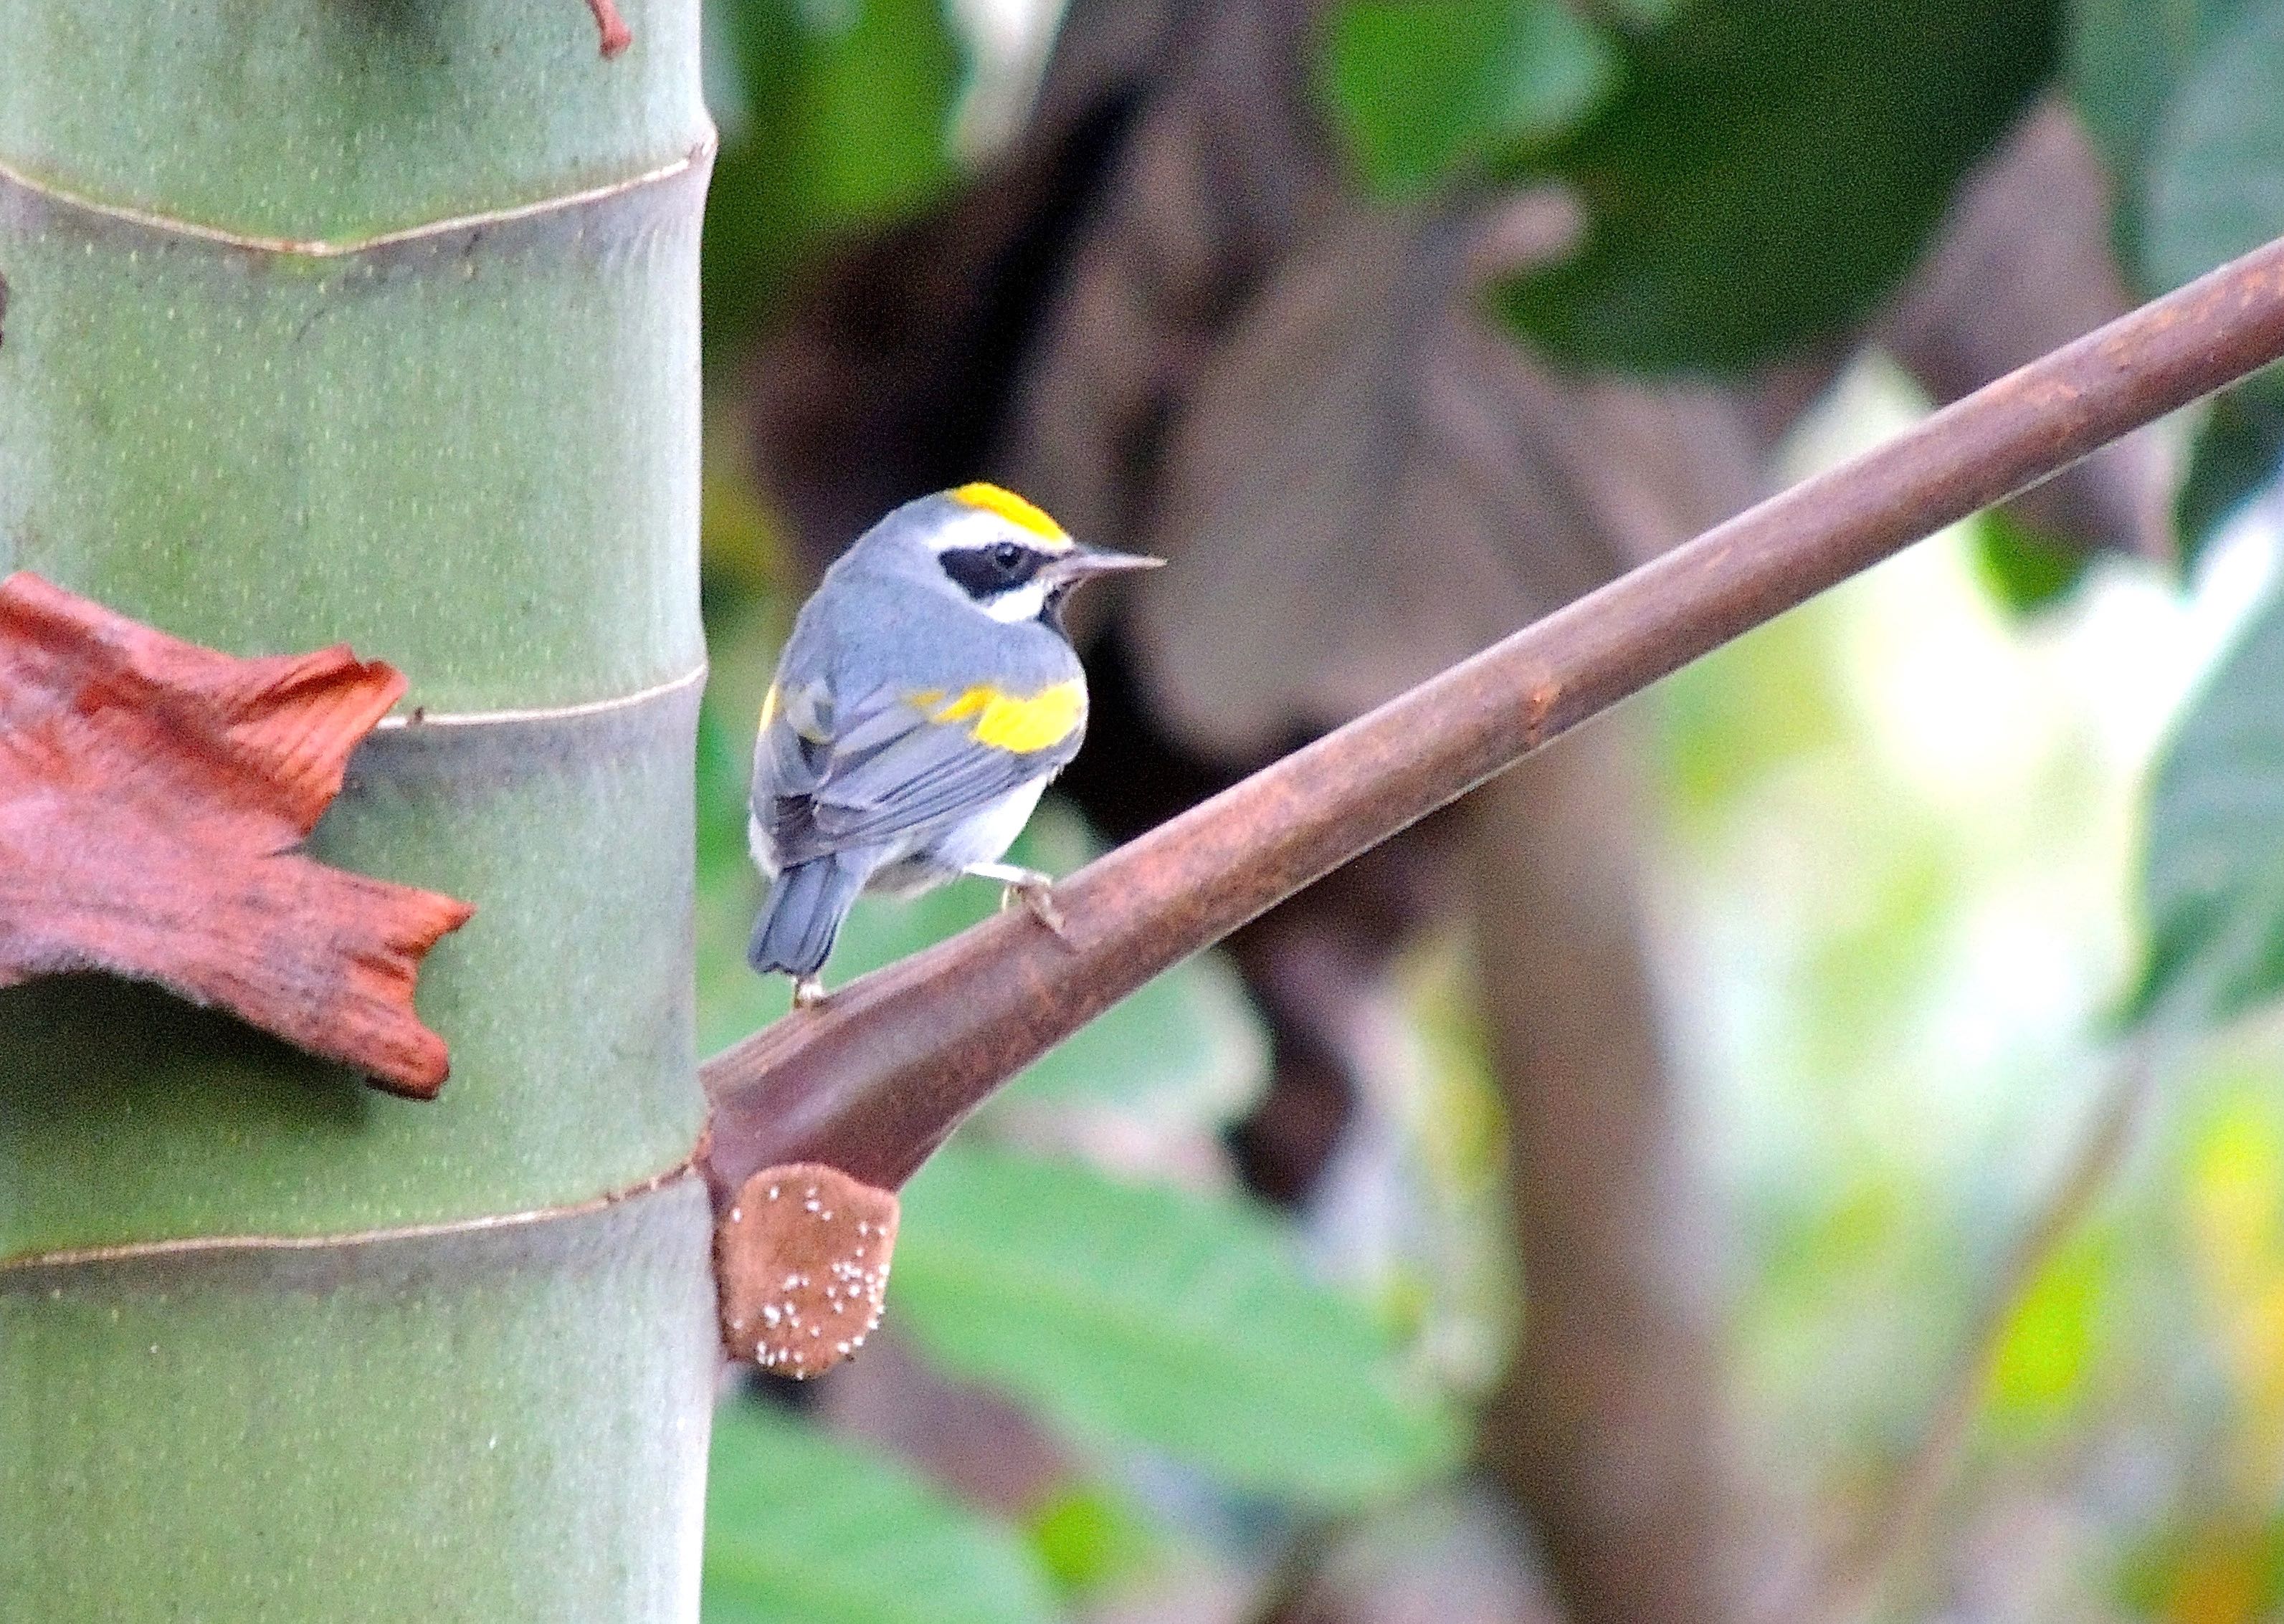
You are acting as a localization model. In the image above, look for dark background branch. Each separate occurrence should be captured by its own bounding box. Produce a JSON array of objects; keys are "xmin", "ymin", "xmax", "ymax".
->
[{"xmin": 1469, "ymin": 717, "xmax": 1733, "ymax": 1624}]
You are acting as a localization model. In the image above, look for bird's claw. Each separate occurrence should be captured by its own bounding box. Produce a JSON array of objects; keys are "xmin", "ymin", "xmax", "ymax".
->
[
  {"xmin": 1000, "ymin": 875, "xmax": 1073, "ymax": 947},
  {"xmin": 791, "ymin": 975, "xmax": 829, "ymax": 1010}
]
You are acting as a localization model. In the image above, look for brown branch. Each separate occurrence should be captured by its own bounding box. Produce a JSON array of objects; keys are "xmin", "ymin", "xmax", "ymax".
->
[
  {"xmin": 700, "ymin": 233, "xmax": 2284, "ymax": 1202},
  {"xmin": 1469, "ymin": 722, "xmax": 1731, "ymax": 1624}
]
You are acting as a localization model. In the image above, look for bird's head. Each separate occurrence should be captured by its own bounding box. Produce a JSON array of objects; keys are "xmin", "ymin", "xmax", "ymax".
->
[{"xmin": 911, "ymin": 482, "xmax": 1162, "ymax": 629}]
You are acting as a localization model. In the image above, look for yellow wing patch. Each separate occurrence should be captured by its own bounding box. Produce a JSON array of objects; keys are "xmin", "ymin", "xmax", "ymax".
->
[
  {"xmin": 948, "ymin": 482, "xmax": 1073, "ymax": 552},
  {"xmin": 923, "ymin": 680, "xmax": 1085, "ymax": 753},
  {"xmin": 758, "ymin": 682, "xmax": 779, "ymax": 733}
]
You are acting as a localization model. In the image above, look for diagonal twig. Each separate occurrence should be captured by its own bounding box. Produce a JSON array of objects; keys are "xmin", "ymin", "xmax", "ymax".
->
[
  {"xmin": 1788, "ymin": 1041, "xmax": 2158, "ymax": 1624},
  {"xmin": 700, "ymin": 234, "xmax": 2284, "ymax": 1202}
]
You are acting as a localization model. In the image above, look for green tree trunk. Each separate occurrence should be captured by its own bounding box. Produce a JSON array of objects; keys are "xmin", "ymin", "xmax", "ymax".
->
[{"xmin": 0, "ymin": 3, "xmax": 716, "ymax": 1617}]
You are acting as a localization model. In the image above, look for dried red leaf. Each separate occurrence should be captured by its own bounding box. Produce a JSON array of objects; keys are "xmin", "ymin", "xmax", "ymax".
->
[
  {"xmin": 715, "ymin": 1162, "xmax": 898, "ymax": 1377},
  {"xmin": 0, "ymin": 573, "xmax": 474, "ymax": 1098}
]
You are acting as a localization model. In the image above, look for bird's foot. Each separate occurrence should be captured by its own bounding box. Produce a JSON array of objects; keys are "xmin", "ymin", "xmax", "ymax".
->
[
  {"xmin": 791, "ymin": 975, "xmax": 829, "ymax": 1010},
  {"xmin": 968, "ymin": 862, "xmax": 1074, "ymax": 947}
]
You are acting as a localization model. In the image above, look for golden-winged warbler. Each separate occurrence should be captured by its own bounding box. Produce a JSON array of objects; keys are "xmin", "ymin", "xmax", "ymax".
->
[{"xmin": 748, "ymin": 483, "xmax": 1161, "ymax": 1006}]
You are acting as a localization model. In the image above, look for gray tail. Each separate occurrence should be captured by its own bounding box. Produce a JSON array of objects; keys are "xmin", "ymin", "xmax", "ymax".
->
[{"xmin": 748, "ymin": 854, "xmax": 869, "ymax": 978}]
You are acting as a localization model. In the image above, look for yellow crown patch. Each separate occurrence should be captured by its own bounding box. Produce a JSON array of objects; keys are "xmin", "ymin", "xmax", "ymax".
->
[{"xmin": 949, "ymin": 482, "xmax": 1072, "ymax": 550}]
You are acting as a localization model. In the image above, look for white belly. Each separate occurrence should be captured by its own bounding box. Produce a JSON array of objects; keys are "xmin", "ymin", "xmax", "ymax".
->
[
  {"xmin": 867, "ymin": 775, "xmax": 1049, "ymax": 898},
  {"xmin": 752, "ymin": 777, "xmax": 1052, "ymax": 897},
  {"xmin": 928, "ymin": 775, "xmax": 1048, "ymax": 870}
]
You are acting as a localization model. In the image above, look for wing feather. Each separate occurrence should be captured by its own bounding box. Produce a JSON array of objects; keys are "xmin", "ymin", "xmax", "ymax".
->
[{"xmin": 753, "ymin": 679, "xmax": 1081, "ymax": 865}]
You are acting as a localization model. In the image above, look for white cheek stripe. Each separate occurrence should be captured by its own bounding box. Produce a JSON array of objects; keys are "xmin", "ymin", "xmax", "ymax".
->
[{"xmin": 979, "ymin": 581, "xmax": 1052, "ymax": 623}]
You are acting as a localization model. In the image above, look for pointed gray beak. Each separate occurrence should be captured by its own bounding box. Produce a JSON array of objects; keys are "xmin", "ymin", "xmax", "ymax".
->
[{"xmin": 1043, "ymin": 545, "xmax": 1164, "ymax": 586}]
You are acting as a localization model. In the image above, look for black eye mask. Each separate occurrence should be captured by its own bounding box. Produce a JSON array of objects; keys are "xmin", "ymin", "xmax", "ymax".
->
[{"xmin": 938, "ymin": 543, "xmax": 1046, "ymax": 599}]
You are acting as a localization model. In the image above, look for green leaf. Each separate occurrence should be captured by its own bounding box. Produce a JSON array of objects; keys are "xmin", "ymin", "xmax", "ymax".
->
[
  {"xmin": 1986, "ymin": 1228, "xmax": 2109, "ymax": 1428},
  {"xmin": 1321, "ymin": 0, "xmax": 1617, "ymax": 197},
  {"xmin": 2067, "ymin": 0, "xmax": 2247, "ymax": 263},
  {"xmin": 701, "ymin": 0, "xmax": 963, "ymax": 360},
  {"xmin": 2142, "ymin": 0, "xmax": 2284, "ymax": 296},
  {"xmin": 708, "ymin": 0, "xmax": 962, "ymax": 229},
  {"xmin": 1498, "ymin": 0, "xmax": 2056, "ymax": 371},
  {"xmin": 1584, "ymin": 0, "xmax": 1684, "ymax": 27},
  {"xmin": 1971, "ymin": 508, "xmax": 2093, "ymax": 616},
  {"xmin": 2113, "ymin": 4, "xmax": 2284, "ymax": 562},
  {"xmin": 703, "ymin": 1400, "xmax": 1065, "ymax": 1624},
  {"xmin": 2176, "ymin": 374, "xmax": 2284, "ymax": 568},
  {"xmin": 1025, "ymin": 1488, "xmax": 1158, "ymax": 1595},
  {"xmin": 791, "ymin": 0, "xmax": 966, "ymax": 228},
  {"xmin": 2130, "ymin": 580, "xmax": 2284, "ymax": 1031},
  {"xmin": 891, "ymin": 1145, "xmax": 1465, "ymax": 1505}
]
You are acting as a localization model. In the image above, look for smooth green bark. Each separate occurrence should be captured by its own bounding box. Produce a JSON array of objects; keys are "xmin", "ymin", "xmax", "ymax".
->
[{"xmin": 0, "ymin": 0, "xmax": 715, "ymax": 1615}]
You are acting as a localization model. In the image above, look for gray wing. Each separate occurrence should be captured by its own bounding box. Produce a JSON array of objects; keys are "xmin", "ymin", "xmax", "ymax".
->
[{"xmin": 753, "ymin": 679, "xmax": 1082, "ymax": 866}]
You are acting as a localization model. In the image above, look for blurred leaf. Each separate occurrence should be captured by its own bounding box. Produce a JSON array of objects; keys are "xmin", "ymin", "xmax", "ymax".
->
[
  {"xmin": 1987, "ymin": 1230, "xmax": 2108, "ymax": 1426},
  {"xmin": 698, "ymin": 696, "xmax": 758, "ymax": 878},
  {"xmin": 2183, "ymin": 1086, "xmax": 2284, "ymax": 1446},
  {"xmin": 703, "ymin": 1400, "xmax": 1066, "ymax": 1624},
  {"xmin": 2177, "ymin": 376, "xmax": 2284, "ymax": 568},
  {"xmin": 2138, "ymin": 5, "xmax": 2284, "ymax": 563},
  {"xmin": 1133, "ymin": 201, "xmax": 1760, "ymax": 757},
  {"xmin": 1581, "ymin": 0, "xmax": 1685, "ymax": 26},
  {"xmin": 703, "ymin": 0, "xmax": 964, "ymax": 361},
  {"xmin": 2067, "ymin": 0, "xmax": 2247, "ymax": 262},
  {"xmin": 1321, "ymin": 0, "xmax": 1617, "ymax": 197},
  {"xmin": 2114, "ymin": 1516, "xmax": 2284, "ymax": 1623},
  {"xmin": 2142, "ymin": 0, "xmax": 2284, "ymax": 295},
  {"xmin": 1025, "ymin": 1487, "xmax": 1158, "ymax": 1595},
  {"xmin": 891, "ymin": 1144, "xmax": 1465, "ymax": 1505},
  {"xmin": 1973, "ymin": 508, "xmax": 2094, "ymax": 616},
  {"xmin": 2130, "ymin": 579, "xmax": 2284, "ymax": 1031},
  {"xmin": 703, "ymin": 0, "xmax": 806, "ymax": 355},
  {"xmin": 792, "ymin": 0, "xmax": 966, "ymax": 227},
  {"xmin": 1498, "ymin": 0, "xmax": 2056, "ymax": 371},
  {"xmin": 702, "ymin": 424, "xmax": 798, "ymax": 598}
]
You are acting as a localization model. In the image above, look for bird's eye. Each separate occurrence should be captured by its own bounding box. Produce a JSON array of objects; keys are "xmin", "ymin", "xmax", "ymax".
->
[{"xmin": 990, "ymin": 540, "xmax": 1024, "ymax": 571}]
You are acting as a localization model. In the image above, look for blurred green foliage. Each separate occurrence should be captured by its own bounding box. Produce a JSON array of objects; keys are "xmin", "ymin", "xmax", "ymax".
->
[
  {"xmin": 2133, "ymin": 578, "xmax": 2284, "ymax": 1031},
  {"xmin": 702, "ymin": 0, "xmax": 964, "ymax": 365},
  {"xmin": 2179, "ymin": 385, "xmax": 2284, "ymax": 570},
  {"xmin": 2068, "ymin": 0, "xmax": 2250, "ymax": 257},
  {"xmin": 1653, "ymin": 356, "xmax": 2284, "ymax": 1612},
  {"xmin": 705, "ymin": 1403, "xmax": 1065, "ymax": 1623},
  {"xmin": 1491, "ymin": 0, "xmax": 2055, "ymax": 370},
  {"xmin": 2128, "ymin": 0, "xmax": 2279, "ymax": 297},
  {"xmin": 1321, "ymin": 0, "xmax": 1614, "ymax": 196},
  {"xmin": 895, "ymin": 1142, "xmax": 1464, "ymax": 1504},
  {"xmin": 2114, "ymin": 1509, "xmax": 2284, "ymax": 1624},
  {"xmin": 1974, "ymin": 510, "xmax": 2096, "ymax": 617},
  {"xmin": 1024, "ymin": 1487, "xmax": 1160, "ymax": 1596},
  {"xmin": 2073, "ymin": 0, "xmax": 2284, "ymax": 563},
  {"xmin": 1986, "ymin": 1227, "xmax": 2110, "ymax": 1428}
]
